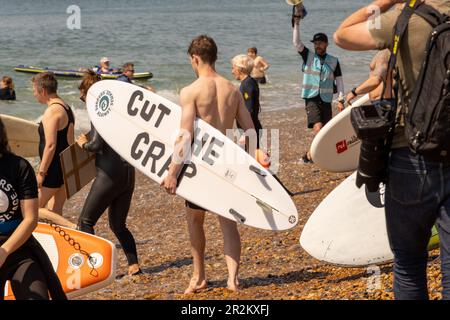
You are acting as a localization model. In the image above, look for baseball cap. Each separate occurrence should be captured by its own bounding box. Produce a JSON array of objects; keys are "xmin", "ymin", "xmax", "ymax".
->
[
  {"xmin": 310, "ymin": 33, "xmax": 328, "ymax": 43},
  {"xmin": 100, "ymin": 57, "xmax": 110, "ymax": 63}
]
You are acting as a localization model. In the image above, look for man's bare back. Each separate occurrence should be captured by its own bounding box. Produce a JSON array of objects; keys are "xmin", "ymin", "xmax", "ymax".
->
[{"xmin": 180, "ymin": 73, "xmax": 254, "ymax": 135}]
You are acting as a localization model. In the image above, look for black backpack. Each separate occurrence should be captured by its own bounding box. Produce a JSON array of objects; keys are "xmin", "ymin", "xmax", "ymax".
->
[{"xmin": 398, "ymin": 1, "xmax": 450, "ymax": 161}]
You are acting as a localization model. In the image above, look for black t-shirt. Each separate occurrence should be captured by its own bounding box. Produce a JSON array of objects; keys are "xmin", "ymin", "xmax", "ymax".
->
[
  {"xmin": 0, "ymin": 153, "xmax": 38, "ymax": 235},
  {"xmin": 0, "ymin": 88, "xmax": 16, "ymax": 101},
  {"xmin": 298, "ymin": 47, "xmax": 342, "ymax": 78},
  {"xmin": 240, "ymin": 76, "xmax": 261, "ymax": 117}
]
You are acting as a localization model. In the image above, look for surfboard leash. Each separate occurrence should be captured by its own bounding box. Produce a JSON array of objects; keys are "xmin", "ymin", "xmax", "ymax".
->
[{"xmin": 42, "ymin": 219, "xmax": 99, "ymax": 277}]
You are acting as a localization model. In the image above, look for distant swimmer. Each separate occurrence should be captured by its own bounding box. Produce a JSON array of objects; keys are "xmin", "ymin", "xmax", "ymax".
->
[
  {"xmin": 0, "ymin": 76, "xmax": 16, "ymax": 101},
  {"xmin": 93, "ymin": 57, "xmax": 119, "ymax": 75},
  {"xmin": 32, "ymin": 73, "xmax": 75, "ymax": 220},
  {"xmin": 247, "ymin": 47, "xmax": 270, "ymax": 84},
  {"xmin": 76, "ymin": 70, "xmax": 141, "ymax": 277},
  {"xmin": 117, "ymin": 62, "xmax": 155, "ymax": 92},
  {"xmin": 161, "ymin": 35, "xmax": 256, "ymax": 294},
  {"xmin": 231, "ymin": 54, "xmax": 263, "ymax": 148},
  {"xmin": 0, "ymin": 118, "xmax": 67, "ymax": 300},
  {"xmin": 292, "ymin": 3, "xmax": 345, "ymax": 164},
  {"xmin": 346, "ymin": 49, "xmax": 393, "ymax": 107}
]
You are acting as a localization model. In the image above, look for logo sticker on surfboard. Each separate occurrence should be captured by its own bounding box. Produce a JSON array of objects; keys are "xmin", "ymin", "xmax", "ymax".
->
[
  {"xmin": 95, "ymin": 90, "xmax": 114, "ymax": 117},
  {"xmin": 336, "ymin": 136, "xmax": 359, "ymax": 154}
]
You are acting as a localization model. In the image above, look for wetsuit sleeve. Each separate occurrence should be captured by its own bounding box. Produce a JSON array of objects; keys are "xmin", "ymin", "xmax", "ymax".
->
[
  {"xmin": 18, "ymin": 158, "xmax": 38, "ymax": 200},
  {"xmin": 83, "ymin": 124, "xmax": 104, "ymax": 153},
  {"xmin": 241, "ymin": 81, "xmax": 257, "ymax": 115}
]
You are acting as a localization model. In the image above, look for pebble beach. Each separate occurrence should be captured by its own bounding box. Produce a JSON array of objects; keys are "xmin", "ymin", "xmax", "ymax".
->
[{"xmin": 57, "ymin": 107, "xmax": 443, "ymax": 300}]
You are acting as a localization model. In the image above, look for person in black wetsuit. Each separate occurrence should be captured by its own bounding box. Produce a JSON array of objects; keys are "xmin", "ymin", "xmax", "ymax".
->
[
  {"xmin": 0, "ymin": 118, "xmax": 66, "ymax": 300},
  {"xmin": 231, "ymin": 54, "xmax": 263, "ymax": 149},
  {"xmin": 32, "ymin": 73, "xmax": 75, "ymax": 217},
  {"xmin": 76, "ymin": 70, "xmax": 141, "ymax": 277},
  {"xmin": 0, "ymin": 76, "xmax": 16, "ymax": 101}
]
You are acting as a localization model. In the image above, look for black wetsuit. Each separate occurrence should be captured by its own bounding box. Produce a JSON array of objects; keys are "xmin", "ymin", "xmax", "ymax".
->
[
  {"xmin": 0, "ymin": 88, "xmax": 16, "ymax": 101},
  {"xmin": 237, "ymin": 76, "xmax": 263, "ymax": 148},
  {"xmin": 38, "ymin": 103, "xmax": 75, "ymax": 188},
  {"xmin": 77, "ymin": 124, "xmax": 138, "ymax": 266},
  {"xmin": 0, "ymin": 153, "xmax": 66, "ymax": 300}
]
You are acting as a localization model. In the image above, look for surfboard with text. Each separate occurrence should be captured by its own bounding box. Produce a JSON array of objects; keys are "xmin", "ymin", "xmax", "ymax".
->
[{"xmin": 86, "ymin": 81, "xmax": 298, "ymax": 231}]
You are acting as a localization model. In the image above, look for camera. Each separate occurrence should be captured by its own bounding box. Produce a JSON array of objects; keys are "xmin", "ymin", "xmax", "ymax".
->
[{"xmin": 350, "ymin": 102, "xmax": 396, "ymax": 192}]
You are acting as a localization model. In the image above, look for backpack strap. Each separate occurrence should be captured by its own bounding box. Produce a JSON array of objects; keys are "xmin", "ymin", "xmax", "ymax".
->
[
  {"xmin": 381, "ymin": 0, "xmax": 422, "ymax": 101},
  {"xmin": 414, "ymin": 3, "xmax": 449, "ymax": 28}
]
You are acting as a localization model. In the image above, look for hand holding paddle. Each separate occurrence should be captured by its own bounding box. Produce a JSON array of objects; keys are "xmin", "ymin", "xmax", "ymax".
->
[{"xmin": 76, "ymin": 134, "xmax": 89, "ymax": 148}]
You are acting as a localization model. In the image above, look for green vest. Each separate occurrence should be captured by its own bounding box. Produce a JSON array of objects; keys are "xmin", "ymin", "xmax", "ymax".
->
[{"xmin": 301, "ymin": 52, "xmax": 338, "ymax": 103}]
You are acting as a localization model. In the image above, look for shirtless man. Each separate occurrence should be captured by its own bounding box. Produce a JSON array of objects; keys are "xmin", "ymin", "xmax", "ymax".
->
[
  {"xmin": 346, "ymin": 49, "xmax": 393, "ymax": 105},
  {"xmin": 247, "ymin": 47, "xmax": 270, "ymax": 84},
  {"xmin": 161, "ymin": 35, "xmax": 255, "ymax": 294}
]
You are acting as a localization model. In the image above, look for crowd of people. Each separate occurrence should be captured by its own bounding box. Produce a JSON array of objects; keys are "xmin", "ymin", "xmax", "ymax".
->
[{"xmin": 1, "ymin": 0, "xmax": 449, "ymax": 300}]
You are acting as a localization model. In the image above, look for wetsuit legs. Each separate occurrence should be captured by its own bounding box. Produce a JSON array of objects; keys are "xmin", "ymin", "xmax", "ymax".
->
[
  {"xmin": 0, "ymin": 259, "xmax": 49, "ymax": 300},
  {"xmin": 108, "ymin": 168, "xmax": 138, "ymax": 266},
  {"xmin": 78, "ymin": 167, "xmax": 138, "ymax": 266},
  {"xmin": 78, "ymin": 169, "xmax": 116, "ymax": 234}
]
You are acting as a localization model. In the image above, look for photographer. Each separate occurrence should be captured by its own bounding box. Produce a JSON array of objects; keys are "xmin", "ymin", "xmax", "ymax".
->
[{"xmin": 334, "ymin": 0, "xmax": 450, "ymax": 300}]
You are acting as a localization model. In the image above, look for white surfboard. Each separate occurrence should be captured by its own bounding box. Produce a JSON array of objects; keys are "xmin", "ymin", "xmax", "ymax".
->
[
  {"xmin": 1, "ymin": 114, "xmax": 39, "ymax": 158},
  {"xmin": 300, "ymin": 172, "xmax": 439, "ymax": 267},
  {"xmin": 310, "ymin": 94, "xmax": 370, "ymax": 173},
  {"xmin": 86, "ymin": 80, "xmax": 298, "ymax": 231}
]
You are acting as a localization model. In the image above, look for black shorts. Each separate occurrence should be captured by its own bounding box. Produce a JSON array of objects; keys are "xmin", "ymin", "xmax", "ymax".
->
[
  {"xmin": 305, "ymin": 96, "xmax": 332, "ymax": 129},
  {"xmin": 42, "ymin": 162, "xmax": 64, "ymax": 189},
  {"xmin": 185, "ymin": 201, "xmax": 206, "ymax": 211}
]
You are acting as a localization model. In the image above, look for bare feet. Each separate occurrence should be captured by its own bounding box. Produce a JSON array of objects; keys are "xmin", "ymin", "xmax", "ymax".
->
[
  {"xmin": 227, "ymin": 278, "xmax": 240, "ymax": 292},
  {"xmin": 184, "ymin": 279, "xmax": 207, "ymax": 294},
  {"xmin": 128, "ymin": 264, "xmax": 141, "ymax": 276}
]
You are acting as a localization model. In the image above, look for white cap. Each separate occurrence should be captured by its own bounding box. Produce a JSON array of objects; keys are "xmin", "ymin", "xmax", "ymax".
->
[{"xmin": 100, "ymin": 57, "xmax": 110, "ymax": 63}]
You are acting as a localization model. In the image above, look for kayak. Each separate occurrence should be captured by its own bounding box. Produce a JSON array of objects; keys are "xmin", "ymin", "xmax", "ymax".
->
[{"xmin": 13, "ymin": 65, "xmax": 153, "ymax": 80}]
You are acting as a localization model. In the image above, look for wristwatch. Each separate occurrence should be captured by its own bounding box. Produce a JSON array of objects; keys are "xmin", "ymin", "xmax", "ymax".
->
[{"xmin": 351, "ymin": 87, "xmax": 358, "ymax": 97}]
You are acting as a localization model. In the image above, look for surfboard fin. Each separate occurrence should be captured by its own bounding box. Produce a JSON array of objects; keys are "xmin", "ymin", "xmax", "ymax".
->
[{"xmin": 249, "ymin": 165, "xmax": 267, "ymax": 177}]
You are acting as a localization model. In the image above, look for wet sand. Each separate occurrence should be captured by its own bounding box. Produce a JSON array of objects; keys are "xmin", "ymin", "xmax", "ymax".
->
[{"xmin": 61, "ymin": 107, "xmax": 442, "ymax": 300}]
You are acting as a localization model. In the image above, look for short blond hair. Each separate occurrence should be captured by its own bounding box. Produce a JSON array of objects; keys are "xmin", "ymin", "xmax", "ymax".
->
[{"xmin": 231, "ymin": 54, "xmax": 254, "ymax": 75}]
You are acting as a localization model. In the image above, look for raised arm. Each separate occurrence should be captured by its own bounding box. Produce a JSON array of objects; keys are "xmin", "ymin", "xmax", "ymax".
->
[{"xmin": 293, "ymin": 20, "xmax": 305, "ymax": 53}]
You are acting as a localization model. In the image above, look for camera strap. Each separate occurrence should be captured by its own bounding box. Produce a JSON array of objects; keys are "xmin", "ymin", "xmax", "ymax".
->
[
  {"xmin": 381, "ymin": 0, "xmax": 423, "ymax": 103},
  {"xmin": 380, "ymin": 0, "xmax": 424, "ymax": 151}
]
